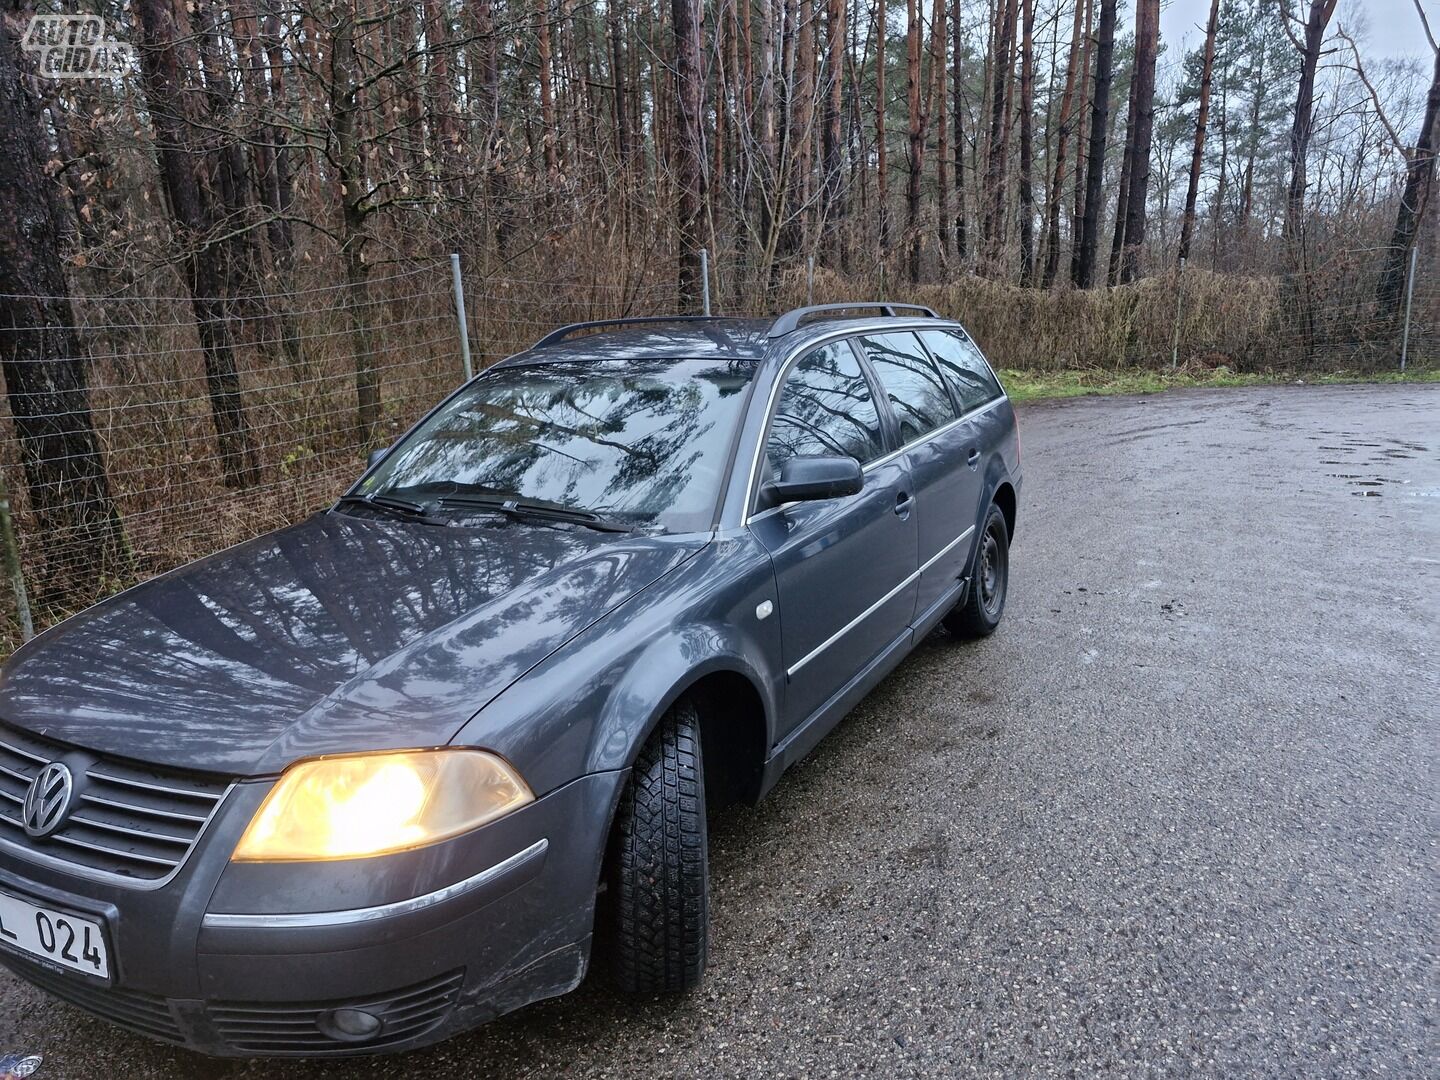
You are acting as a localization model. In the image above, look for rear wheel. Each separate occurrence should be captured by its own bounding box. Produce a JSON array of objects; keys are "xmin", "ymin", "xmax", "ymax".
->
[
  {"xmin": 943, "ymin": 503, "xmax": 1010, "ymax": 639},
  {"xmin": 600, "ymin": 699, "xmax": 709, "ymax": 993}
]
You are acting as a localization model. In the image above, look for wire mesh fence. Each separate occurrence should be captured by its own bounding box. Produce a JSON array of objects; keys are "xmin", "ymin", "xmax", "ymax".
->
[{"xmin": 0, "ymin": 248, "xmax": 1434, "ymax": 653}]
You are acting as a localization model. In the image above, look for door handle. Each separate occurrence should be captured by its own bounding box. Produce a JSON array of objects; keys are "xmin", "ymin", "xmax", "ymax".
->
[
  {"xmin": 894, "ymin": 491, "xmax": 914, "ymax": 516},
  {"xmin": 966, "ymin": 447, "xmax": 981, "ymax": 468}
]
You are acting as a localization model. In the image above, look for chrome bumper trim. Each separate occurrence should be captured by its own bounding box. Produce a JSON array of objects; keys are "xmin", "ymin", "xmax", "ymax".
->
[{"xmin": 201, "ymin": 838, "xmax": 548, "ymax": 929}]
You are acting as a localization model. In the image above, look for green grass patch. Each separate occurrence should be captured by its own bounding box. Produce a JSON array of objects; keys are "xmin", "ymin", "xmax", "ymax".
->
[{"xmin": 998, "ymin": 366, "xmax": 1440, "ymax": 404}]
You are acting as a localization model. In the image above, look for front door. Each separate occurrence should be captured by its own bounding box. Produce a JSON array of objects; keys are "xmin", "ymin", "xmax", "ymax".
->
[{"xmin": 748, "ymin": 341, "xmax": 918, "ymax": 738}]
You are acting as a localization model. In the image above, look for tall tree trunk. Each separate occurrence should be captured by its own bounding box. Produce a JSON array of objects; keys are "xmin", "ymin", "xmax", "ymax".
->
[
  {"xmin": 1017, "ymin": 0, "xmax": 1036, "ymax": 285},
  {"xmin": 876, "ymin": 0, "xmax": 890, "ymax": 254},
  {"xmin": 905, "ymin": 0, "xmax": 924, "ymax": 281},
  {"xmin": 1283, "ymin": 0, "xmax": 1339, "ymax": 247},
  {"xmin": 933, "ymin": 0, "xmax": 950, "ymax": 262},
  {"xmin": 1107, "ymin": 74, "xmax": 1136, "ymax": 286},
  {"xmin": 1177, "ymin": 0, "xmax": 1221, "ymax": 264},
  {"xmin": 1042, "ymin": 0, "xmax": 1086, "ymax": 287},
  {"xmin": 1070, "ymin": 0, "xmax": 1095, "ymax": 274},
  {"xmin": 982, "ymin": 0, "xmax": 1018, "ymax": 276},
  {"xmin": 1073, "ymin": 0, "xmax": 1116, "ymax": 289},
  {"xmin": 133, "ymin": 0, "xmax": 260, "ymax": 486},
  {"xmin": 0, "ymin": 26, "xmax": 130, "ymax": 606},
  {"xmin": 537, "ymin": 0, "xmax": 560, "ymax": 190},
  {"xmin": 1117, "ymin": 0, "xmax": 1159, "ymax": 283},
  {"xmin": 472, "ymin": 0, "xmax": 511, "ymax": 251},
  {"xmin": 823, "ymin": 0, "xmax": 848, "ymax": 263},
  {"xmin": 1282, "ymin": 0, "xmax": 1339, "ymax": 360},
  {"xmin": 673, "ymin": 0, "xmax": 706, "ymax": 309},
  {"xmin": 329, "ymin": 4, "xmax": 379, "ymax": 442},
  {"xmin": 952, "ymin": 0, "xmax": 969, "ymax": 261},
  {"xmin": 1376, "ymin": 47, "xmax": 1440, "ymax": 314}
]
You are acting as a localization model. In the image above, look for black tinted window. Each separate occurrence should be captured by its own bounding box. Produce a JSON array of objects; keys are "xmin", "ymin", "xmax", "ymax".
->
[
  {"xmin": 361, "ymin": 359, "xmax": 754, "ymax": 532},
  {"xmin": 920, "ymin": 330, "xmax": 1003, "ymax": 412},
  {"xmin": 855, "ymin": 332, "xmax": 957, "ymax": 443},
  {"xmin": 765, "ymin": 343, "xmax": 884, "ymax": 481}
]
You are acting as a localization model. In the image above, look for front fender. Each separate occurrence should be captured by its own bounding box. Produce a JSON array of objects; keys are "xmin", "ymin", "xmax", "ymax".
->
[{"xmin": 450, "ymin": 532, "xmax": 781, "ymax": 798}]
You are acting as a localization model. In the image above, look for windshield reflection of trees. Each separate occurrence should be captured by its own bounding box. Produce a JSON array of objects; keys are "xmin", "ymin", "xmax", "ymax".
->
[{"xmin": 375, "ymin": 361, "xmax": 752, "ymax": 531}]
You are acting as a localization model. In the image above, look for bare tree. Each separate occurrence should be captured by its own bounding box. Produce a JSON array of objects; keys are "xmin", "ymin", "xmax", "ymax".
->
[
  {"xmin": 673, "ymin": 0, "xmax": 706, "ymax": 308},
  {"xmin": 0, "ymin": 24, "xmax": 130, "ymax": 605},
  {"xmin": 1178, "ymin": 0, "xmax": 1223, "ymax": 264},
  {"xmin": 133, "ymin": 0, "xmax": 260, "ymax": 485},
  {"xmin": 1073, "ymin": 0, "xmax": 1118, "ymax": 288},
  {"xmin": 1117, "ymin": 0, "xmax": 1160, "ymax": 283},
  {"xmin": 983, "ymin": 0, "xmax": 1019, "ymax": 275},
  {"xmin": 1376, "ymin": 36, "xmax": 1440, "ymax": 313},
  {"xmin": 1017, "ymin": 0, "xmax": 1036, "ymax": 284},
  {"xmin": 1042, "ymin": 0, "xmax": 1088, "ymax": 286},
  {"xmin": 1281, "ymin": 0, "xmax": 1340, "ymax": 249}
]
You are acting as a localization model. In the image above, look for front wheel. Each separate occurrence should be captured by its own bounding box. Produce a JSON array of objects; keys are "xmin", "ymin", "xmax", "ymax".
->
[
  {"xmin": 943, "ymin": 503, "xmax": 1010, "ymax": 639},
  {"xmin": 599, "ymin": 699, "xmax": 709, "ymax": 994}
]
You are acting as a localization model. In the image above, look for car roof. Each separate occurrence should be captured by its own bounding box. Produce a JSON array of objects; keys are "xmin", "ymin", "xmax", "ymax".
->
[
  {"xmin": 504, "ymin": 320, "xmax": 772, "ymax": 365},
  {"xmin": 495, "ymin": 306, "xmax": 963, "ymax": 368}
]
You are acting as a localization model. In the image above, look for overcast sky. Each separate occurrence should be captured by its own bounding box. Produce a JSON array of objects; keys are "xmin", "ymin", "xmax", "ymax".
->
[{"xmin": 1159, "ymin": 0, "xmax": 1436, "ymax": 66}]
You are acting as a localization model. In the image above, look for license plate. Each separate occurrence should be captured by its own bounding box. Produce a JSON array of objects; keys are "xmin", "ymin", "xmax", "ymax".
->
[{"xmin": 0, "ymin": 889, "xmax": 109, "ymax": 979}]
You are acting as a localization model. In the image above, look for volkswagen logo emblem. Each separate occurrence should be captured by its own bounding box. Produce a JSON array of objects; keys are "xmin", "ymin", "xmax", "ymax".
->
[{"xmin": 22, "ymin": 762, "xmax": 74, "ymax": 838}]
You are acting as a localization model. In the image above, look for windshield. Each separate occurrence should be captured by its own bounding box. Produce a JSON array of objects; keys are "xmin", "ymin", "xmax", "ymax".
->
[{"xmin": 356, "ymin": 358, "xmax": 756, "ymax": 533}]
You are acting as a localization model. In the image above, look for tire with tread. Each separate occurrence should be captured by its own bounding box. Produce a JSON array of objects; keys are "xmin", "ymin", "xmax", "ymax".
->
[
  {"xmin": 944, "ymin": 502, "xmax": 1010, "ymax": 639},
  {"xmin": 600, "ymin": 699, "xmax": 709, "ymax": 994}
]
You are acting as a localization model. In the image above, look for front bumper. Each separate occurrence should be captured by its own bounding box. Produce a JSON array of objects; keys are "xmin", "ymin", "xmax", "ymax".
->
[{"xmin": 0, "ymin": 770, "xmax": 625, "ymax": 1056}]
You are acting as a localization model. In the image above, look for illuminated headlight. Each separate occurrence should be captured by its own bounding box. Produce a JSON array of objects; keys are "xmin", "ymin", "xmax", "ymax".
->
[{"xmin": 232, "ymin": 750, "xmax": 533, "ymax": 862}]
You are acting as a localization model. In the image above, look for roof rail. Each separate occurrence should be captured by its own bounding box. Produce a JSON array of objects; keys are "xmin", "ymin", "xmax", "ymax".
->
[
  {"xmin": 765, "ymin": 302, "xmax": 942, "ymax": 339},
  {"xmin": 531, "ymin": 315, "xmax": 743, "ymax": 350}
]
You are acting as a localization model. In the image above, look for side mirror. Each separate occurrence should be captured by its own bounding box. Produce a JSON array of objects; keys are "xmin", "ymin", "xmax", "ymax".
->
[
  {"xmin": 367, "ymin": 447, "xmax": 388, "ymax": 469},
  {"xmin": 762, "ymin": 455, "xmax": 863, "ymax": 506}
]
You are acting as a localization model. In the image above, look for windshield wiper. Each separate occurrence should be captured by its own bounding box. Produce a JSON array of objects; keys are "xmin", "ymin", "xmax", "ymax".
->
[
  {"xmin": 434, "ymin": 494, "xmax": 634, "ymax": 533},
  {"xmin": 335, "ymin": 493, "xmax": 449, "ymax": 526}
]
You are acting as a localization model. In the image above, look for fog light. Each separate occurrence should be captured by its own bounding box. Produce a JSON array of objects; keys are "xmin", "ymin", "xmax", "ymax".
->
[{"xmin": 317, "ymin": 1007, "xmax": 383, "ymax": 1042}]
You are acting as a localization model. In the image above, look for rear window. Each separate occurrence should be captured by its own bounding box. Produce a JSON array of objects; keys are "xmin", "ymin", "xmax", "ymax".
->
[
  {"xmin": 854, "ymin": 332, "xmax": 957, "ymax": 443},
  {"xmin": 919, "ymin": 329, "xmax": 1004, "ymax": 413}
]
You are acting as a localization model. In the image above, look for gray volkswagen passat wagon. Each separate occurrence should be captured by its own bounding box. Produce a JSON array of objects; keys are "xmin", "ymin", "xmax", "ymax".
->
[{"xmin": 0, "ymin": 304, "xmax": 1019, "ymax": 1055}]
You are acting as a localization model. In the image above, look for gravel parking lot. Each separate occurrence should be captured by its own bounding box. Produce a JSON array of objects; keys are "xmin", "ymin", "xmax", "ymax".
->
[{"xmin": 1, "ymin": 382, "xmax": 1435, "ymax": 1079}]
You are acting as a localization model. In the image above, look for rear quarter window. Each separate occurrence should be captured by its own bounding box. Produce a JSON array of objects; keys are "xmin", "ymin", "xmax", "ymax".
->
[
  {"xmin": 919, "ymin": 329, "xmax": 1004, "ymax": 414},
  {"xmin": 854, "ymin": 331, "xmax": 957, "ymax": 443}
]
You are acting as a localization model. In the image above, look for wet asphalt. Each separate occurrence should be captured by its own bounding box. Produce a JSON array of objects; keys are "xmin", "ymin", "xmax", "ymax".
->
[{"xmin": 0, "ymin": 382, "xmax": 1435, "ymax": 1079}]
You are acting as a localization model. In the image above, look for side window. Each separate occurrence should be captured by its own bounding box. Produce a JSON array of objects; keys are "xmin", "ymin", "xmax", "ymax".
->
[
  {"xmin": 764, "ymin": 342, "xmax": 884, "ymax": 482},
  {"xmin": 920, "ymin": 329, "xmax": 1004, "ymax": 413},
  {"xmin": 855, "ymin": 331, "xmax": 957, "ymax": 444}
]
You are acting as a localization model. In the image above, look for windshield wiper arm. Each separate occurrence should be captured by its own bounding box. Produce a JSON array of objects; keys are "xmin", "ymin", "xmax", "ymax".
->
[
  {"xmin": 335, "ymin": 493, "xmax": 449, "ymax": 526},
  {"xmin": 434, "ymin": 494, "xmax": 634, "ymax": 533}
]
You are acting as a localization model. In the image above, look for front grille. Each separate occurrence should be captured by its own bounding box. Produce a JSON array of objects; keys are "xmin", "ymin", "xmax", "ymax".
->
[
  {"xmin": 0, "ymin": 954, "xmax": 185, "ymax": 1044},
  {"xmin": 208, "ymin": 970, "xmax": 465, "ymax": 1053},
  {"xmin": 0, "ymin": 724, "xmax": 229, "ymax": 883}
]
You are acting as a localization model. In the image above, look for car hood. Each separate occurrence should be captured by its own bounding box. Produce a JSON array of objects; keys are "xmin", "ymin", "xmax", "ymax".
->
[{"xmin": 0, "ymin": 512, "xmax": 705, "ymax": 776}]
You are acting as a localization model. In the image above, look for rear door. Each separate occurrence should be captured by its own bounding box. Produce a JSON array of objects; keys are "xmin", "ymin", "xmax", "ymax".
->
[
  {"xmin": 749, "ymin": 340, "xmax": 918, "ymax": 737},
  {"xmin": 853, "ymin": 330, "xmax": 982, "ymax": 624}
]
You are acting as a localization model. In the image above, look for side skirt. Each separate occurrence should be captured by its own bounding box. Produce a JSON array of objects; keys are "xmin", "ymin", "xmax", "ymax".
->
[{"xmin": 755, "ymin": 626, "xmax": 914, "ymax": 801}]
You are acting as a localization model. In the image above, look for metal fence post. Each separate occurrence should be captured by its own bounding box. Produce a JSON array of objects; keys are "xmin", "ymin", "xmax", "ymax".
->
[
  {"xmin": 1170, "ymin": 256, "xmax": 1186, "ymax": 371},
  {"xmin": 0, "ymin": 474, "xmax": 34, "ymax": 643},
  {"xmin": 450, "ymin": 253, "xmax": 474, "ymax": 381},
  {"xmin": 700, "ymin": 248, "xmax": 711, "ymax": 316},
  {"xmin": 1400, "ymin": 245, "xmax": 1418, "ymax": 373},
  {"xmin": 806, "ymin": 256, "xmax": 815, "ymax": 305}
]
